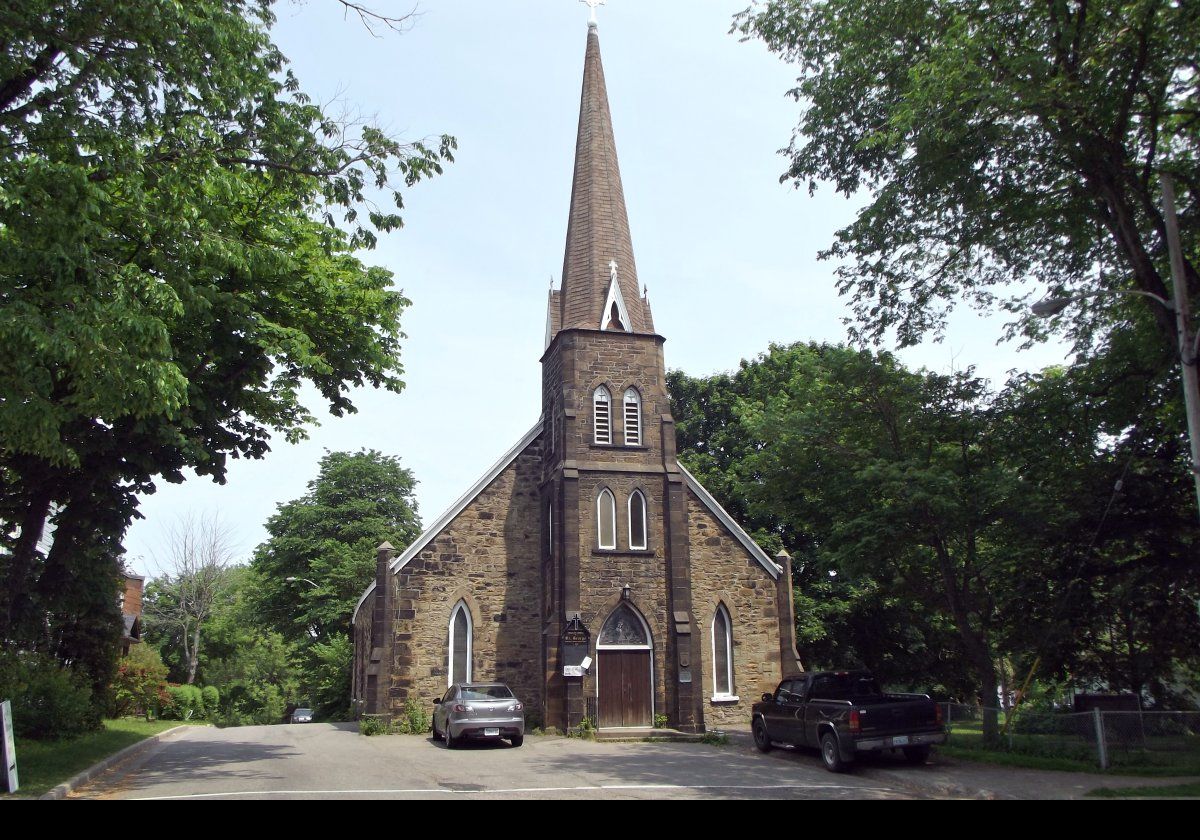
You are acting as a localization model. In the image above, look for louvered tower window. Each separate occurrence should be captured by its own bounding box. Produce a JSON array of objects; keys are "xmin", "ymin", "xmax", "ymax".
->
[
  {"xmin": 623, "ymin": 388, "xmax": 641, "ymax": 446},
  {"xmin": 594, "ymin": 386, "xmax": 612, "ymax": 444}
]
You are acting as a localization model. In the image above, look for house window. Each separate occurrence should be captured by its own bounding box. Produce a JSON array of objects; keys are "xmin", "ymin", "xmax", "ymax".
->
[
  {"xmin": 594, "ymin": 386, "xmax": 612, "ymax": 444},
  {"xmin": 623, "ymin": 389, "xmax": 641, "ymax": 445},
  {"xmin": 597, "ymin": 488, "xmax": 616, "ymax": 549},
  {"xmin": 628, "ymin": 490, "xmax": 647, "ymax": 550},
  {"xmin": 712, "ymin": 604, "xmax": 734, "ymax": 699},
  {"xmin": 449, "ymin": 601, "xmax": 472, "ymax": 686}
]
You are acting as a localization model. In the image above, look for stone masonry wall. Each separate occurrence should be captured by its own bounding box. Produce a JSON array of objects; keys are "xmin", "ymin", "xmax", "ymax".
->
[
  {"xmin": 686, "ymin": 488, "xmax": 784, "ymax": 728},
  {"xmin": 376, "ymin": 437, "xmax": 545, "ymax": 718}
]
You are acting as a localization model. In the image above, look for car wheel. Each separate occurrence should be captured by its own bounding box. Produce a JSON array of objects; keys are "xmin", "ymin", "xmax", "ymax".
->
[
  {"xmin": 432, "ymin": 718, "xmax": 442, "ymax": 741},
  {"xmin": 446, "ymin": 729, "xmax": 458, "ymax": 749},
  {"xmin": 510, "ymin": 734, "xmax": 524, "ymax": 748},
  {"xmin": 903, "ymin": 745, "xmax": 931, "ymax": 764},
  {"xmin": 752, "ymin": 719, "xmax": 772, "ymax": 753},
  {"xmin": 820, "ymin": 731, "xmax": 848, "ymax": 773}
]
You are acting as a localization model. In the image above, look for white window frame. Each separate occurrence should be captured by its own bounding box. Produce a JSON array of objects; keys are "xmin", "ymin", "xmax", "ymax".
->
[
  {"xmin": 711, "ymin": 604, "xmax": 737, "ymax": 701},
  {"xmin": 448, "ymin": 601, "xmax": 473, "ymax": 687},
  {"xmin": 623, "ymin": 388, "xmax": 642, "ymax": 446},
  {"xmin": 593, "ymin": 386, "xmax": 612, "ymax": 445},
  {"xmin": 628, "ymin": 490, "xmax": 647, "ymax": 550},
  {"xmin": 597, "ymin": 488, "xmax": 617, "ymax": 550}
]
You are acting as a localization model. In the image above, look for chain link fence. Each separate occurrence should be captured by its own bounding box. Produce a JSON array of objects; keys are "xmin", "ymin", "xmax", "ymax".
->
[{"xmin": 941, "ymin": 703, "xmax": 1200, "ymax": 770}]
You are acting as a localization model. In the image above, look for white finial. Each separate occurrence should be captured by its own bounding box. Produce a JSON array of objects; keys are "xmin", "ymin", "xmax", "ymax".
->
[
  {"xmin": 609, "ymin": 260, "xmax": 618, "ymax": 280},
  {"xmin": 581, "ymin": 0, "xmax": 605, "ymax": 26}
]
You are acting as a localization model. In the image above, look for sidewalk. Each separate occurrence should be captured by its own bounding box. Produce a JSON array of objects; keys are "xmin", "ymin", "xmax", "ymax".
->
[{"xmin": 718, "ymin": 724, "xmax": 1199, "ymax": 799}]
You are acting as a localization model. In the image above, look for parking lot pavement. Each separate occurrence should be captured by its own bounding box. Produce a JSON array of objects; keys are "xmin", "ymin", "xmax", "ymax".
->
[{"xmin": 72, "ymin": 723, "xmax": 930, "ymax": 800}]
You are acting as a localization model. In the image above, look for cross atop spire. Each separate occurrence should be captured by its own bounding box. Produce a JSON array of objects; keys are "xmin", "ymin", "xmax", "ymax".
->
[{"xmin": 580, "ymin": 0, "xmax": 605, "ymax": 26}]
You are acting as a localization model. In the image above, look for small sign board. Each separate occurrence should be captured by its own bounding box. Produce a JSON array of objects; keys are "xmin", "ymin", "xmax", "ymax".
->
[
  {"xmin": 1, "ymin": 699, "xmax": 17, "ymax": 793},
  {"xmin": 561, "ymin": 617, "xmax": 591, "ymax": 671},
  {"xmin": 563, "ymin": 666, "xmax": 585, "ymax": 678}
]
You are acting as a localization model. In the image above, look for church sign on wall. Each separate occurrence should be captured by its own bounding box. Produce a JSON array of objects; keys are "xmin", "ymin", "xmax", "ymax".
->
[{"xmin": 561, "ymin": 616, "xmax": 591, "ymax": 677}]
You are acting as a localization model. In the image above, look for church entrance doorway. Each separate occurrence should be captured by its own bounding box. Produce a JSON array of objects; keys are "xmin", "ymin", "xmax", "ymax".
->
[{"xmin": 596, "ymin": 603, "xmax": 653, "ymax": 728}]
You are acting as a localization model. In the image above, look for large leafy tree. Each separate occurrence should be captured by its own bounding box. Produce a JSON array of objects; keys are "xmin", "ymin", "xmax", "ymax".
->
[
  {"xmin": 0, "ymin": 0, "xmax": 452, "ymax": 697},
  {"xmin": 250, "ymin": 449, "xmax": 422, "ymax": 717},
  {"xmin": 735, "ymin": 0, "xmax": 1198, "ymax": 352}
]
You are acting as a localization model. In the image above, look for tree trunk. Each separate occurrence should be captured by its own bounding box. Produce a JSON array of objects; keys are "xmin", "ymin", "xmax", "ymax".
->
[
  {"xmin": 187, "ymin": 623, "xmax": 201, "ymax": 684},
  {"xmin": 3, "ymin": 478, "xmax": 55, "ymax": 635}
]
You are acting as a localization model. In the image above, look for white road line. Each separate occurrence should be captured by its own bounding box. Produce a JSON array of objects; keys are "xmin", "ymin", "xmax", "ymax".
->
[{"xmin": 132, "ymin": 782, "xmax": 895, "ymax": 800}]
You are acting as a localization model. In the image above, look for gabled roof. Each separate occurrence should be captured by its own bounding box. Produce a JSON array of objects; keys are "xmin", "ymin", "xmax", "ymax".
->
[
  {"xmin": 678, "ymin": 462, "xmax": 782, "ymax": 580},
  {"xmin": 352, "ymin": 421, "xmax": 544, "ymax": 624}
]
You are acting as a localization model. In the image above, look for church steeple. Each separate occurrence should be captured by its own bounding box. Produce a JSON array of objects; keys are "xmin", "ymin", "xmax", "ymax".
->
[{"xmin": 552, "ymin": 21, "xmax": 653, "ymax": 341}]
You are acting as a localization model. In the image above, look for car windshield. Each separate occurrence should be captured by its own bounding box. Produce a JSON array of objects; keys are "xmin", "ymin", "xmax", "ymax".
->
[
  {"xmin": 294, "ymin": 709, "xmax": 312, "ymax": 715},
  {"xmin": 460, "ymin": 685, "xmax": 513, "ymax": 701}
]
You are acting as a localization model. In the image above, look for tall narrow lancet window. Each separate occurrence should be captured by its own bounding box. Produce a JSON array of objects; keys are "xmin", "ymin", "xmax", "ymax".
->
[
  {"xmin": 597, "ymin": 488, "xmax": 617, "ymax": 549},
  {"xmin": 449, "ymin": 601, "xmax": 472, "ymax": 686},
  {"xmin": 623, "ymin": 388, "xmax": 642, "ymax": 446},
  {"xmin": 712, "ymin": 604, "xmax": 734, "ymax": 698},
  {"xmin": 593, "ymin": 386, "xmax": 612, "ymax": 444},
  {"xmin": 628, "ymin": 490, "xmax": 647, "ymax": 550}
]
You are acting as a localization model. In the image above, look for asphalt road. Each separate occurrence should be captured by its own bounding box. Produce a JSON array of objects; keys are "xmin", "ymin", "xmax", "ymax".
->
[{"xmin": 72, "ymin": 723, "xmax": 933, "ymax": 800}]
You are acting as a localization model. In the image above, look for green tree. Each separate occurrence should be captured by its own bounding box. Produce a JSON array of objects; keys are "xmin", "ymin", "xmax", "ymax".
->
[
  {"xmin": 0, "ymin": 0, "xmax": 451, "ymax": 705},
  {"xmin": 735, "ymin": 0, "xmax": 1198, "ymax": 352},
  {"xmin": 251, "ymin": 449, "xmax": 421, "ymax": 717}
]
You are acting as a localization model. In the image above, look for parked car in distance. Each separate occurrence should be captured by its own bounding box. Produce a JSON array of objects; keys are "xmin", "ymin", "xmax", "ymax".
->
[
  {"xmin": 290, "ymin": 708, "xmax": 314, "ymax": 724},
  {"xmin": 432, "ymin": 683, "xmax": 524, "ymax": 748},
  {"xmin": 751, "ymin": 671, "xmax": 946, "ymax": 772}
]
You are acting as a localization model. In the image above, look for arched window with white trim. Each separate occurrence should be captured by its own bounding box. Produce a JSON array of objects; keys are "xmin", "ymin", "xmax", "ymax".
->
[
  {"xmin": 623, "ymin": 388, "xmax": 642, "ymax": 446},
  {"xmin": 449, "ymin": 601, "xmax": 472, "ymax": 686},
  {"xmin": 594, "ymin": 386, "xmax": 612, "ymax": 444},
  {"xmin": 712, "ymin": 604, "xmax": 734, "ymax": 699},
  {"xmin": 597, "ymin": 488, "xmax": 616, "ymax": 549},
  {"xmin": 628, "ymin": 490, "xmax": 647, "ymax": 550}
]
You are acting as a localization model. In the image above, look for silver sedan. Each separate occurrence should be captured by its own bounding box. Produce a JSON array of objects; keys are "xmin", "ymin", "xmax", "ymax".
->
[{"xmin": 432, "ymin": 683, "xmax": 525, "ymax": 748}]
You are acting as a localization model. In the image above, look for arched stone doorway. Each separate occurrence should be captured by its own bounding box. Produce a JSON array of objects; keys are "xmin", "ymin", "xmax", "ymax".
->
[{"xmin": 596, "ymin": 602, "xmax": 653, "ymax": 728}]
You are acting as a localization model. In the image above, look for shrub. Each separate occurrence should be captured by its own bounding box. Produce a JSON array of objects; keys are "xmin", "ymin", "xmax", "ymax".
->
[
  {"xmin": 566, "ymin": 716, "xmax": 596, "ymax": 740},
  {"xmin": 162, "ymin": 684, "xmax": 205, "ymax": 720},
  {"xmin": 111, "ymin": 645, "xmax": 169, "ymax": 719},
  {"xmin": 391, "ymin": 698, "xmax": 431, "ymax": 735},
  {"xmin": 201, "ymin": 685, "xmax": 220, "ymax": 718},
  {"xmin": 359, "ymin": 715, "xmax": 388, "ymax": 736},
  {"xmin": 0, "ymin": 651, "xmax": 96, "ymax": 740}
]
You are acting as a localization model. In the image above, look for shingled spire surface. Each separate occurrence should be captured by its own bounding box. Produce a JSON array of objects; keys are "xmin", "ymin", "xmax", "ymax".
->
[{"xmin": 556, "ymin": 23, "xmax": 651, "ymax": 336}]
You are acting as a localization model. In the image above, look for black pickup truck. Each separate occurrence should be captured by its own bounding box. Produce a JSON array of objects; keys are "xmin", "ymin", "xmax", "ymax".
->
[{"xmin": 751, "ymin": 671, "xmax": 946, "ymax": 772}]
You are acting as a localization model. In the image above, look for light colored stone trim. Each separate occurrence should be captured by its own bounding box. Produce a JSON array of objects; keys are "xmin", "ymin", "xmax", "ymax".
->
[
  {"xmin": 678, "ymin": 463, "xmax": 781, "ymax": 580},
  {"xmin": 352, "ymin": 421, "xmax": 544, "ymax": 624}
]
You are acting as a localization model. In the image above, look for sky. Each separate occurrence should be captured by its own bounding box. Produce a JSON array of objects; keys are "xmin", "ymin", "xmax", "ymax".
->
[{"xmin": 123, "ymin": 0, "xmax": 1070, "ymax": 575}]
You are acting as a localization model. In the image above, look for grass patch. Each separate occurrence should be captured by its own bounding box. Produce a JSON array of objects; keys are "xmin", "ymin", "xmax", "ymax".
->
[
  {"xmin": 942, "ymin": 742, "xmax": 1200, "ymax": 778},
  {"xmin": 3, "ymin": 718, "xmax": 187, "ymax": 797},
  {"xmin": 1087, "ymin": 782, "xmax": 1200, "ymax": 798}
]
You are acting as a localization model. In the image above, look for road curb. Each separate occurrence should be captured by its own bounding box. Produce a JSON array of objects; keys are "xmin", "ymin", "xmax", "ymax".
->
[{"xmin": 39, "ymin": 725, "xmax": 189, "ymax": 800}]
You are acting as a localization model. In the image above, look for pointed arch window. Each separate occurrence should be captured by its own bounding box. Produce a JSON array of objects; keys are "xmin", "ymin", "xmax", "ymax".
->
[
  {"xmin": 593, "ymin": 386, "xmax": 612, "ymax": 444},
  {"xmin": 628, "ymin": 490, "xmax": 647, "ymax": 550},
  {"xmin": 623, "ymin": 388, "xmax": 642, "ymax": 446},
  {"xmin": 449, "ymin": 601, "xmax": 472, "ymax": 686},
  {"xmin": 712, "ymin": 604, "xmax": 735, "ymax": 699},
  {"xmin": 597, "ymin": 488, "xmax": 616, "ymax": 549}
]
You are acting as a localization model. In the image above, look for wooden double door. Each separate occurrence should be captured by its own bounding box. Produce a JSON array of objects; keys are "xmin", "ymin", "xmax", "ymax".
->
[{"xmin": 597, "ymin": 649, "xmax": 653, "ymax": 728}]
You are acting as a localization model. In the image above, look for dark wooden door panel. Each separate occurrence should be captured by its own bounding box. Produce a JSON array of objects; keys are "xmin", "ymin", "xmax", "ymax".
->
[{"xmin": 598, "ymin": 650, "xmax": 652, "ymax": 728}]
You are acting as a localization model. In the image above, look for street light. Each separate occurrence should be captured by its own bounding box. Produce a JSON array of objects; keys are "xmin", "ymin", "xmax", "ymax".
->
[
  {"xmin": 286, "ymin": 577, "xmax": 320, "ymax": 588},
  {"xmin": 1030, "ymin": 174, "xmax": 1200, "ymax": 521}
]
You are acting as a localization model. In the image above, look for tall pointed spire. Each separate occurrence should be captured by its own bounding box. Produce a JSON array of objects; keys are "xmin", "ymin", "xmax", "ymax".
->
[{"xmin": 556, "ymin": 22, "xmax": 651, "ymax": 337}]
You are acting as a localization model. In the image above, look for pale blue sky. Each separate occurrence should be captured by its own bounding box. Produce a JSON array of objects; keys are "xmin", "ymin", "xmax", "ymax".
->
[{"xmin": 123, "ymin": 1, "xmax": 1069, "ymax": 574}]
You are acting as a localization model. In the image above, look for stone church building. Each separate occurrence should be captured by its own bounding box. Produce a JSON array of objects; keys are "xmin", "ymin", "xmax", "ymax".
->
[{"xmin": 352, "ymin": 20, "xmax": 802, "ymax": 733}]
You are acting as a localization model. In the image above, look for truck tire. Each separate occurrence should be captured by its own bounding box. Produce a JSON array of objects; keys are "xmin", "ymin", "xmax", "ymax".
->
[
  {"xmin": 903, "ymin": 745, "xmax": 931, "ymax": 764},
  {"xmin": 820, "ymin": 731, "xmax": 849, "ymax": 773},
  {"xmin": 752, "ymin": 719, "xmax": 772, "ymax": 753}
]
